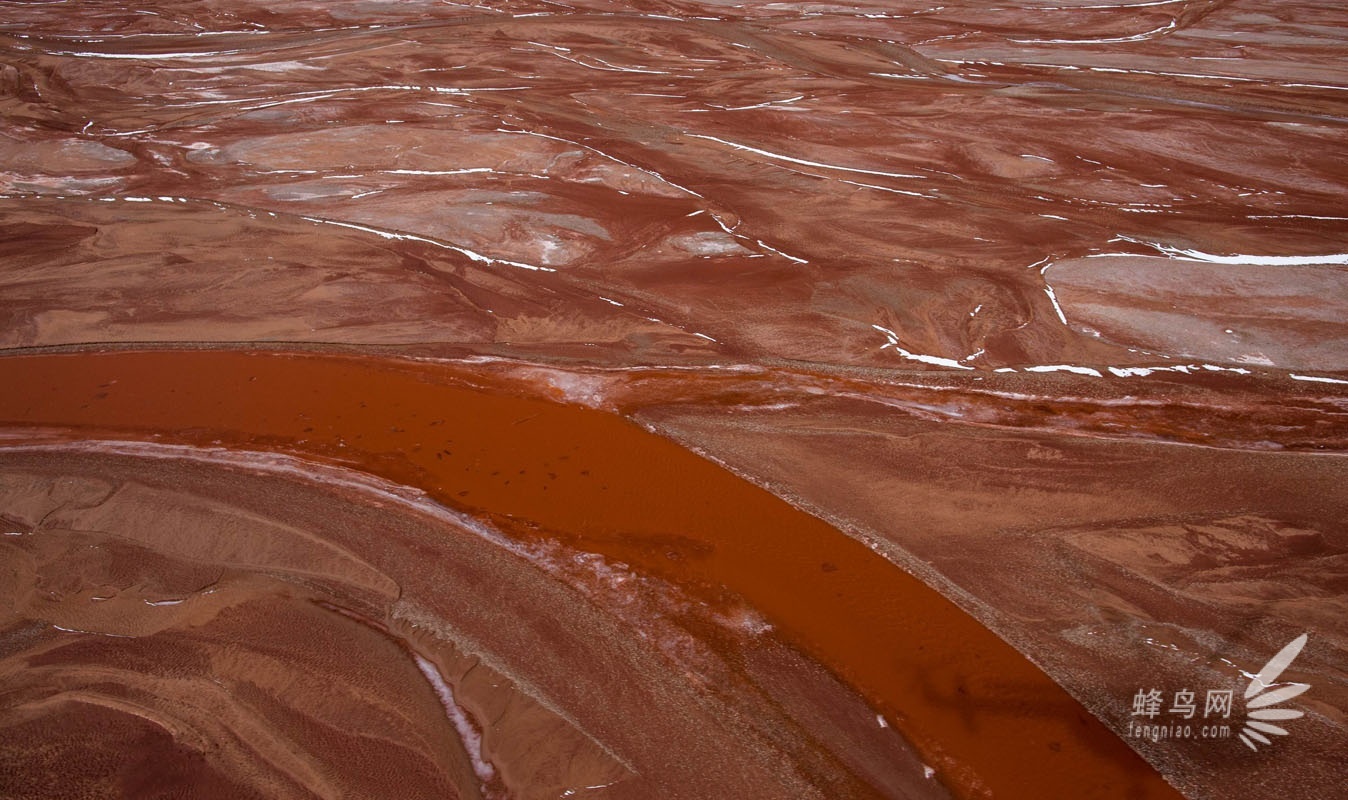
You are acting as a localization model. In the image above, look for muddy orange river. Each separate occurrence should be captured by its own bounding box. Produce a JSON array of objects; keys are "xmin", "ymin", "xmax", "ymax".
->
[{"xmin": 1, "ymin": 2, "xmax": 1346, "ymax": 799}]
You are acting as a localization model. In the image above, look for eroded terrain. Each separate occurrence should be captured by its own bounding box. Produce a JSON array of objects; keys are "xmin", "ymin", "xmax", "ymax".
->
[{"xmin": 2, "ymin": 1, "xmax": 1345, "ymax": 798}]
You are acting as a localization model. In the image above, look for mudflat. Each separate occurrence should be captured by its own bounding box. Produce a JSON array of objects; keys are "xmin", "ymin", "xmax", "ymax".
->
[{"xmin": 2, "ymin": 1, "xmax": 1345, "ymax": 798}]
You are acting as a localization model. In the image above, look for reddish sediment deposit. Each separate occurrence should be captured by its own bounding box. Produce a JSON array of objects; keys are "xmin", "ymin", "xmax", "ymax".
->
[
  {"xmin": 2, "ymin": 1, "xmax": 1346, "ymax": 798},
  {"xmin": 0, "ymin": 349, "xmax": 1172, "ymax": 799}
]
